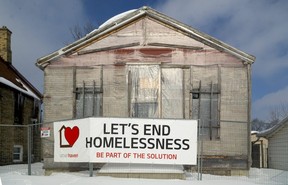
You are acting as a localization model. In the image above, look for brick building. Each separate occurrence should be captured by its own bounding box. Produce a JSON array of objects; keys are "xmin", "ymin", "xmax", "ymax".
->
[
  {"xmin": 37, "ymin": 7, "xmax": 255, "ymax": 175},
  {"xmin": 0, "ymin": 26, "xmax": 42, "ymax": 165}
]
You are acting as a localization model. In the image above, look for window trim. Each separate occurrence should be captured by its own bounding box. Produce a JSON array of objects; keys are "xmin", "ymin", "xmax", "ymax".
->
[{"xmin": 13, "ymin": 145, "xmax": 23, "ymax": 163}]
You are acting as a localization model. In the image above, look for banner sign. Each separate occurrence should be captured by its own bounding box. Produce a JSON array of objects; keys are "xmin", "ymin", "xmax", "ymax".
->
[{"xmin": 54, "ymin": 117, "xmax": 198, "ymax": 165}]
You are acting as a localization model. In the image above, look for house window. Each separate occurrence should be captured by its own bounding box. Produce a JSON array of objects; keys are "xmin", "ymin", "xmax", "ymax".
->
[
  {"xmin": 32, "ymin": 99, "xmax": 40, "ymax": 120},
  {"xmin": 192, "ymin": 82, "xmax": 220, "ymax": 140},
  {"xmin": 75, "ymin": 82, "xmax": 102, "ymax": 118},
  {"xmin": 128, "ymin": 65, "xmax": 159, "ymax": 118},
  {"xmin": 14, "ymin": 92, "xmax": 25, "ymax": 124},
  {"xmin": 128, "ymin": 66, "xmax": 184, "ymax": 119},
  {"xmin": 13, "ymin": 145, "xmax": 23, "ymax": 163}
]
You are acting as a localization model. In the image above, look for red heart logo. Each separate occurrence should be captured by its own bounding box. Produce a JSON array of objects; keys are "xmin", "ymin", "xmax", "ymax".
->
[{"xmin": 64, "ymin": 126, "xmax": 79, "ymax": 147}]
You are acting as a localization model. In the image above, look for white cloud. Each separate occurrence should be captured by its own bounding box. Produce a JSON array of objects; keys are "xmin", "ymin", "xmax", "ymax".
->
[
  {"xmin": 253, "ymin": 86, "xmax": 288, "ymax": 120},
  {"xmin": 156, "ymin": 0, "xmax": 288, "ymax": 78},
  {"xmin": 156, "ymin": 0, "xmax": 288, "ymax": 120},
  {"xmin": 0, "ymin": 0, "xmax": 89, "ymax": 92},
  {"xmin": 1, "ymin": 0, "xmax": 287, "ymax": 121}
]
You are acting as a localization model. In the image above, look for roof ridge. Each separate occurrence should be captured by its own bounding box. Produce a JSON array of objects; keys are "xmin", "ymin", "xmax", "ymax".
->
[{"xmin": 36, "ymin": 6, "xmax": 255, "ymax": 70}]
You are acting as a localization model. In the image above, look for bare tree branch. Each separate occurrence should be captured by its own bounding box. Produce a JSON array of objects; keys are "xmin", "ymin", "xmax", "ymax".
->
[
  {"xmin": 268, "ymin": 102, "xmax": 288, "ymax": 125},
  {"xmin": 69, "ymin": 21, "xmax": 97, "ymax": 40}
]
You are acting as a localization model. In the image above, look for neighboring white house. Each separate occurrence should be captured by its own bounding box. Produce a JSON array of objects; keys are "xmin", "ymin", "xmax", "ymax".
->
[{"xmin": 257, "ymin": 116, "xmax": 288, "ymax": 171}]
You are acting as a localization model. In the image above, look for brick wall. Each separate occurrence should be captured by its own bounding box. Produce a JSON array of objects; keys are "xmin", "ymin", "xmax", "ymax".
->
[
  {"xmin": 0, "ymin": 26, "xmax": 12, "ymax": 63},
  {"xmin": 0, "ymin": 85, "xmax": 41, "ymax": 165}
]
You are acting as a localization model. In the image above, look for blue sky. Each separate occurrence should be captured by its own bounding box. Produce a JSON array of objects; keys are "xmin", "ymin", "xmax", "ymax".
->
[{"xmin": 0, "ymin": 0, "xmax": 287, "ymax": 120}]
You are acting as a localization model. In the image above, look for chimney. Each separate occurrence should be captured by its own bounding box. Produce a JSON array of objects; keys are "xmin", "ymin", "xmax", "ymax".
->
[{"xmin": 0, "ymin": 26, "xmax": 12, "ymax": 63}]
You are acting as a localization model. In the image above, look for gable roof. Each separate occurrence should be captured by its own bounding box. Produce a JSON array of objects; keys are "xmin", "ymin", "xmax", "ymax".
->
[
  {"xmin": 0, "ymin": 57, "xmax": 42, "ymax": 100},
  {"xmin": 36, "ymin": 6, "xmax": 255, "ymax": 70},
  {"xmin": 257, "ymin": 116, "xmax": 288, "ymax": 138}
]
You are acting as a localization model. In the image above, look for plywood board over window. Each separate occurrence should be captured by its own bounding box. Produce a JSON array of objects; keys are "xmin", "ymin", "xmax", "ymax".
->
[
  {"xmin": 73, "ymin": 67, "xmax": 103, "ymax": 118},
  {"xmin": 191, "ymin": 66, "xmax": 220, "ymax": 140}
]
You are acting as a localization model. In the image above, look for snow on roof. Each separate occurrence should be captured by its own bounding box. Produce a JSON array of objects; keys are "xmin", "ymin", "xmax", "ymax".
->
[
  {"xmin": 0, "ymin": 57, "xmax": 42, "ymax": 99},
  {"xmin": 36, "ymin": 6, "xmax": 255, "ymax": 69},
  {"xmin": 99, "ymin": 9, "xmax": 137, "ymax": 29},
  {"xmin": 0, "ymin": 77, "xmax": 40, "ymax": 100},
  {"xmin": 257, "ymin": 116, "xmax": 288, "ymax": 138},
  {"xmin": 251, "ymin": 131, "xmax": 259, "ymax": 134},
  {"xmin": 83, "ymin": 9, "xmax": 137, "ymax": 37}
]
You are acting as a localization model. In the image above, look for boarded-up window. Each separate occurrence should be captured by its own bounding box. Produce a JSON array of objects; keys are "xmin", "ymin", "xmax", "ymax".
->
[
  {"xmin": 192, "ymin": 82, "xmax": 220, "ymax": 140},
  {"xmin": 75, "ymin": 82, "xmax": 102, "ymax": 118}
]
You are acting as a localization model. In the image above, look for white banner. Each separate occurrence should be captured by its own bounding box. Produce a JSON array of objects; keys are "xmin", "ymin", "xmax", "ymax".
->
[{"xmin": 54, "ymin": 117, "xmax": 198, "ymax": 165}]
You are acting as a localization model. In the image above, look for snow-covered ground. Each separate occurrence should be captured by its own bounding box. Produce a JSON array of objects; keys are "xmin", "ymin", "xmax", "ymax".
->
[{"xmin": 0, "ymin": 163, "xmax": 287, "ymax": 185}]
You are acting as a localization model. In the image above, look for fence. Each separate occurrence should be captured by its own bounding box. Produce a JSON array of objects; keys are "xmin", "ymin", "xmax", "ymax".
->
[
  {"xmin": 0, "ymin": 118, "xmax": 201, "ymax": 178},
  {"xmin": 0, "ymin": 119, "xmax": 287, "ymax": 185},
  {"xmin": 0, "ymin": 120, "xmax": 41, "ymax": 175}
]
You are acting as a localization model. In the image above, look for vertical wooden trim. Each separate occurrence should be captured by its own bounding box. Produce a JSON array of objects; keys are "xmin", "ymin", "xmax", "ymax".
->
[
  {"xmin": 210, "ymin": 81, "xmax": 213, "ymax": 140},
  {"xmin": 198, "ymin": 80, "xmax": 202, "ymax": 121},
  {"xmin": 217, "ymin": 65, "xmax": 221, "ymax": 139},
  {"xmin": 189, "ymin": 67, "xmax": 193, "ymax": 119},
  {"xmin": 82, "ymin": 81, "xmax": 85, "ymax": 118},
  {"xmin": 247, "ymin": 63, "xmax": 252, "ymax": 169},
  {"xmin": 182, "ymin": 69, "xmax": 185, "ymax": 119},
  {"xmin": 128, "ymin": 69, "xmax": 131, "ymax": 117},
  {"xmin": 92, "ymin": 80, "xmax": 95, "ymax": 116},
  {"xmin": 159, "ymin": 66, "xmax": 162, "ymax": 118},
  {"xmin": 100, "ymin": 65, "xmax": 103, "ymax": 116},
  {"xmin": 72, "ymin": 66, "xmax": 76, "ymax": 118}
]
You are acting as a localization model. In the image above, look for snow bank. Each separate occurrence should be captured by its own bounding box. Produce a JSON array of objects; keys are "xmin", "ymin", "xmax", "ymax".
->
[
  {"xmin": 99, "ymin": 163, "xmax": 183, "ymax": 173},
  {"xmin": 0, "ymin": 163, "xmax": 287, "ymax": 185}
]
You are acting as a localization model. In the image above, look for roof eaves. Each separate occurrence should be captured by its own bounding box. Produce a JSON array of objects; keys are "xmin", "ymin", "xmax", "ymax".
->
[
  {"xmin": 257, "ymin": 116, "xmax": 288, "ymax": 138},
  {"xmin": 0, "ymin": 57, "xmax": 42, "ymax": 99},
  {"xmin": 9, "ymin": 64, "xmax": 42, "ymax": 99},
  {"xmin": 36, "ymin": 8, "xmax": 147, "ymax": 70},
  {"xmin": 36, "ymin": 6, "xmax": 256, "ymax": 69},
  {"xmin": 145, "ymin": 7, "xmax": 255, "ymax": 64}
]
